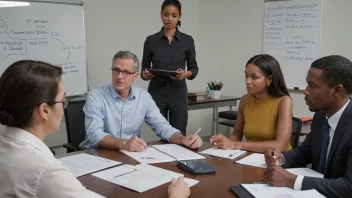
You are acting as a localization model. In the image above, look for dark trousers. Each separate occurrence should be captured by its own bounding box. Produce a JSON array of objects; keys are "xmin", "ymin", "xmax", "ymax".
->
[{"xmin": 148, "ymin": 80, "xmax": 188, "ymax": 136}]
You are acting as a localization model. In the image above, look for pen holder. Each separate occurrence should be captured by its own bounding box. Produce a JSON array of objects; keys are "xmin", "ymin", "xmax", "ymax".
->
[{"xmin": 209, "ymin": 90, "xmax": 221, "ymax": 99}]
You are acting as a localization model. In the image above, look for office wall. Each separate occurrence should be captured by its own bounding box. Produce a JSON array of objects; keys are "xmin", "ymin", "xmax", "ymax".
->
[
  {"xmin": 197, "ymin": 0, "xmax": 352, "ymax": 119},
  {"xmin": 2, "ymin": 0, "xmax": 351, "ymax": 149}
]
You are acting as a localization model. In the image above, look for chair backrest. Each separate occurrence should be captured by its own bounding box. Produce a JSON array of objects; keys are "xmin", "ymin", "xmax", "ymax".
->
[
  {"xmin": 64, "ymin": 99, "xmax": 86, "ymax": 148},
  {"xmin": 290, "ymin": 116, "xmax": 303, "ymax": 148}
]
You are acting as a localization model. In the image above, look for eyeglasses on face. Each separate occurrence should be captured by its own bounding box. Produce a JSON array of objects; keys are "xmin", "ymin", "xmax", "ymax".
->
[
  {"xmin": 46, "ymin": 100, "xmax": 69, "ymax": 109},
  {"xmin": 111, "ymin": 68, "xmax": 135, "ymax": 77}
]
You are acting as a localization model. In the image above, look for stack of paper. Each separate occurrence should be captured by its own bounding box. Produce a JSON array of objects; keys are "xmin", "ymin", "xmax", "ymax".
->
[
  {"xmin": 92, "ymin": 164, "xmax": 198, "ymax": 193},
  {"xmin": 235, "ymin": 153, "xmax": 267, "ymax": 168},
  {"xmin": 200, "ymin": 148, "xmax": 247, "ymax": 160},
  {"xmin": 241, "ymin": 184, "xmax": 325, "ymax": 198},
  {"xmin": 120, "ymin": 144, "xmax": 205, "ymax": 164},
  {"xmin": 59, "ymin": 153, "xmax": 121, "ymax": 177}
]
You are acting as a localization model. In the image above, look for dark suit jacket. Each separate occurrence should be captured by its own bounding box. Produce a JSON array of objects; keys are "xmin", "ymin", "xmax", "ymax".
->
[{"xmin": 282, "ymin": 100, "xmax": 352, "ymax": 198}]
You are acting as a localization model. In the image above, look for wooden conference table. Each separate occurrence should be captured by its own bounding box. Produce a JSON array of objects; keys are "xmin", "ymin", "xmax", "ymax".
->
[{"xmin": 64, "ymin": 141, "xmax": 264, "ymax": 198}]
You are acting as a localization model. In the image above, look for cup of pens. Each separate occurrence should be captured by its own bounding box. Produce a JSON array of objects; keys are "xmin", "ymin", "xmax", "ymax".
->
[{"xmin": 207, "ymin": 81, "xmax": 223, "ymax": 99}]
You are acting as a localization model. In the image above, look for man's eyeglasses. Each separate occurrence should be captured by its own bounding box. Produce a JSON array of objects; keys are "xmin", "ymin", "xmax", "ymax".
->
[{"xmin": 111, "ymin": 68, "xmax": 135, "ymax": 77}]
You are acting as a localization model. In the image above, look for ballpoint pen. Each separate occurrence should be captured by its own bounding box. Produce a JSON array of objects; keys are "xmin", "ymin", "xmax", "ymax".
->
[
  {"xmin": 194, "ymin": 127, "xmax": 201, "ymax": 135},
  {"xmin": 272, "ymin": 146, "xmax": 279, "ymax": 165},
  {"xmin": 229, "ymin": 151, "xmax": 247, "ymax": 160}
]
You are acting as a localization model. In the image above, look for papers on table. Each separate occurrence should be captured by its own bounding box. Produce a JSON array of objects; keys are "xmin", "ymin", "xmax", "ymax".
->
[
  {"xmin": 200, "ymin": 148, "xmax": 247, "ymax": 160},
  {"xmin": 59, "ymin": 153, "xmax": 121, "ymax": 177},
  {"xmin": 120, "ymin": 144, "xmax": 205, "ymax": 164},
  {"xmin": 235, "ymin": 154, "xmax": 325, "ymax": 178},
  {"xmin": 286, "ymin": 168, "xmax": 323, "ymax": 178},
  {"xmin": 235, "ymin": 153, "xmax": 267, "ymax": 168},
  {"xmin": 92, "ymin": 164, "xmax": 198, "ymax": 193},
  {"xmin": 88, "ymin": 190, "xmax": 105, "ymax": 198},
  {"xmin": 241, "ymin": 184, "xmax": 326, "ymax": 198},
  {"xmin": 136, "ymin": 164, "xmax": 199, "ymax": 187}
]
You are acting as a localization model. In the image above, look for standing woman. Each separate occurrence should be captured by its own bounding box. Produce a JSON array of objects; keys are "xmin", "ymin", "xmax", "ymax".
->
[{"xmin": 142, "ymin": 0, "xmax": 198, "ymax": 135}]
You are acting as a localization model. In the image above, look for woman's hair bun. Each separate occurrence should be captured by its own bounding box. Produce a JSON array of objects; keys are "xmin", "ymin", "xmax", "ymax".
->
[{"xmin": 0, "ymin": 109, "xmax": 14, "ymax": 126}]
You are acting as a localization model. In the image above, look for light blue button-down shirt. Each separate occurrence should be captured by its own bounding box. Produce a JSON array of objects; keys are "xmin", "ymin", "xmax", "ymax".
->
[{"xmin": 79, "ymin": 84, "xmax": 180, "ymax": 149}]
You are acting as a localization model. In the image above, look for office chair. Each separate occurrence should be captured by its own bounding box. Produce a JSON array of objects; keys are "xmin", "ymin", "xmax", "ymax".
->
[
  {"xmin": 63, "ymin": 98, "xmax": 86, "ymax": 153},
  {"xmin": 218, "ymin": 110, "xmax": 237, "ymax": 127},
  {"xmin": 291, "ymin": 116, "xmax": 303, "ymax": 148}
]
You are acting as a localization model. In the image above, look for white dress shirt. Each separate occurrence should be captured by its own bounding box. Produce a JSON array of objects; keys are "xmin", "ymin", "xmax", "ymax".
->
[
  {"xmin": 0, "ymin": 127, "xmax": 91, "ymax": 198},
  {"xmin": 293, "ymin": 99, "xmax": 350, "ymax": 190}
]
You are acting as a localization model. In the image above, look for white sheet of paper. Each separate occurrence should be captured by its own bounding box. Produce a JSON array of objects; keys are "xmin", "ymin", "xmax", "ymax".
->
[
  {"xmin": 286, "ymin": 168, "xmax": 323, "ymax": 178},
  {"xmin": 120, "ymin": 144, "xmax": 204, "ymax": 164},
  {"xmin": 92, "ymin": 164, "xmax": 198, "ymax": 193},
  {"xmin": 296, "ymin": 189, "xmax": 326, "ymax": 198},
  {"xmin": 235, "ymin": 153, "xmax": 267, "ymax": 168},
  {"xmin": 200, "ymin": 148, "xmax": 247, "ymax": 160},
  {"xmin": 59, "ymin": 153, "xmax": 121, "ymax": 177},
  {"xmin": 87, "ymin": 190, "xmax": 105, "ymax": 198},
  {"xmin": 152, "ymin": 144, "xmax": 205, "ymax": 161},
  {"xmin": 93, "ymin": 165, "xmax": 169, "ymax": 193},
  {"xmin": 120, "ymin": 147, "xmax": 175, "ymax": 164},
  {"xmin": 135, "ymin": 164, "xmax": 199, "ymax": 187},
  {"xmin": 241, "ymin": 184, "xmax": 325, "ymax": 198}
]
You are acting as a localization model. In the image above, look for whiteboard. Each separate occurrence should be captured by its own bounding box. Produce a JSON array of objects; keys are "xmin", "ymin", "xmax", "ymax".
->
[
  {"xmin": 263, "ymin": 0, "xmax": 323, "ymax": 89},
  {"xmin": 0, "ymin": 0, "xmax": 87, "ymax": 96}
]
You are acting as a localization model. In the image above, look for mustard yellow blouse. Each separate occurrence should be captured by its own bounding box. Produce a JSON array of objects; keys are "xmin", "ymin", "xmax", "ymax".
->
[{"xmin": 243, "ymin": 94, "xmax": 292, "ymax": 151}]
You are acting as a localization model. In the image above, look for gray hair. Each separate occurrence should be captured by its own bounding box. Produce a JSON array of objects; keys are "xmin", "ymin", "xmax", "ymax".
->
[{"xmin": 112, "ymin": 51, "xmax": 140, "ymax": 72}]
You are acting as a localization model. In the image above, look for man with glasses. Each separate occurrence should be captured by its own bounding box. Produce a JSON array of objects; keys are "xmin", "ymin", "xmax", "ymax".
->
[{"xmin": 79, "ymin": 51, "xmax": 203, "ymax": 152}]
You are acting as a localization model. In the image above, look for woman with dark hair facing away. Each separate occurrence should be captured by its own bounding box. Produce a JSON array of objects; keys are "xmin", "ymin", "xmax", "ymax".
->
[
  {"xmin": 0, "ymin": 60, "xmax": 190, "ymax": 198},
  {"xmin": 210, "ymin": 54, "xmax": 293, "ymax": 153},
  {"xmin": 141, "ymin": 0, "xmax": 198, "ymax": 135}
]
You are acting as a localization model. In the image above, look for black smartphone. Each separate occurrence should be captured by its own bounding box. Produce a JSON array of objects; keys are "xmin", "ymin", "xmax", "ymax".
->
[{"xmin": 177, "ymin": 160, "xmax": 216, "ymax": 175}]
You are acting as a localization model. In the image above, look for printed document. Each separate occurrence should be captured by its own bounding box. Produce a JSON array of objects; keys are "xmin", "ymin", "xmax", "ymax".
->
[{"xmin": 59, "ymin": 153, "xmax": 121, "ymax": 177}]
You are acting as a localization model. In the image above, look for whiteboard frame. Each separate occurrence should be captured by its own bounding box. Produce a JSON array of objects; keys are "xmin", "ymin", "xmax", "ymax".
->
[{"xmin": 1, "ymin": 0, "xmax": 89, "ymax": 97}]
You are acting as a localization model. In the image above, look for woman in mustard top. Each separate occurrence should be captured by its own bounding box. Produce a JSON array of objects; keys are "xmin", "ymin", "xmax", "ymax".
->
[{"xmin": 210, "ymin": 54, "xmax": 293, "ymax": 153}]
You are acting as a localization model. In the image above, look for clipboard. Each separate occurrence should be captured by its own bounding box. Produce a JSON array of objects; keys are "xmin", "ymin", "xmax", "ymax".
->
[{"xmin": 147, "ymin": 68, "xmax": 177, "ymax": 77}]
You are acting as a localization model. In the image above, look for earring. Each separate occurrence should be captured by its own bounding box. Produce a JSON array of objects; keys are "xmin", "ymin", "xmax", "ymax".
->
[
  {"xmin": 267, "ymin": 84, "xmax": 270, "ymax": 88},
  {"xmin": 45, "ymin": 117, "xmax": 48, "ymax": 121}
]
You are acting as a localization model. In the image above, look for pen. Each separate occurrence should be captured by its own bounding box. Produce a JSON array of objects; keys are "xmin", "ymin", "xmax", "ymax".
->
[
  {"xmin": 112, "ymin": 169, "xmax": 137, "ymax": 179},
  {"xmin": 229, "ymin": 151, "xmax": 247, "ymax": 160},
  {"xmin": 273, "ymin": 146, "xmax": 279, "ymax": 158},
  {"xmin": 132, "ymin": 133, "xmax": 147, "ymax": 150},
  {"xmin": 194, "ymin": 127, "xmax": 201, "ymax": 135},
  {"xmin": 272, "ymin": 146, "xmax": 279, "ymax": 165}
]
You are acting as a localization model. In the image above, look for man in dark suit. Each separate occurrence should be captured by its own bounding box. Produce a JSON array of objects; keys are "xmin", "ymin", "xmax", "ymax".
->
[{"xmin": 264, "ymin": 55, "xmax": 352, "ymax": 198}]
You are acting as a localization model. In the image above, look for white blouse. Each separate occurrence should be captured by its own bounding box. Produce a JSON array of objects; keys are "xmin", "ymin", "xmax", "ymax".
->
[{"xmin": 0, "ymin": 126, "xmax": 92, "ymax": 198}]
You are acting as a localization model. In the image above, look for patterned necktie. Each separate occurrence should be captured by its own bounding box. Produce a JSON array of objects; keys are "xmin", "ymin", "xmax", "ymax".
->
[{"xmin": 317, "ymin": 119, "xmax": 330, "ymax": 174}]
